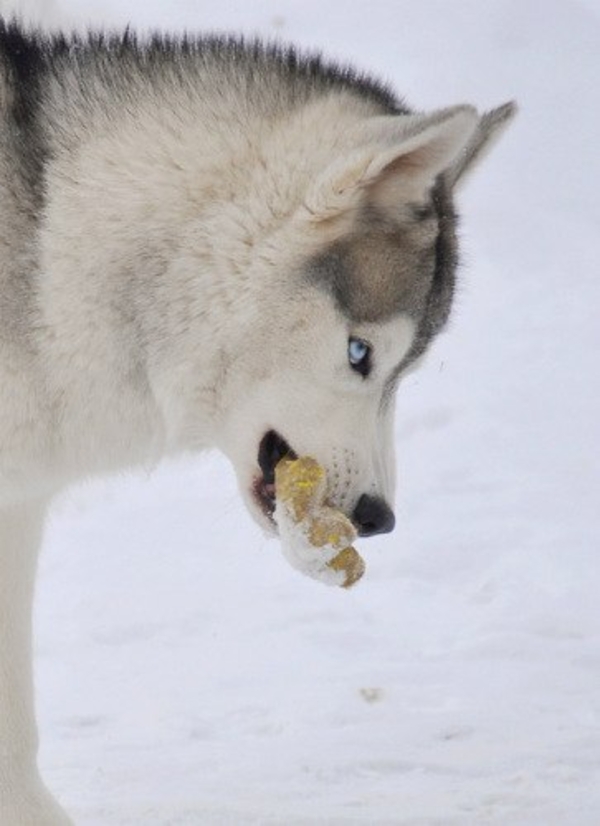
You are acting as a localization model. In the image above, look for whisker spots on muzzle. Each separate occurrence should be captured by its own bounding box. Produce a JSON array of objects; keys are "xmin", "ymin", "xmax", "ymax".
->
[{"xmin": 327, "ymin": 446, "xmax": 359, "ymax": 512}]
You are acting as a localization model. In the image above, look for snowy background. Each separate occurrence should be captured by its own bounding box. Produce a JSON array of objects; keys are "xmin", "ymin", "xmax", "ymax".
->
[{"xmin": 1, "ymin": 0, "xmax": 599, "ymax": 823}]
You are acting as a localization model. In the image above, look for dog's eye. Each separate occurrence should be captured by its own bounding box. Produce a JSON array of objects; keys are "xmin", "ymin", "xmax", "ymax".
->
[{"xmin": 348, "ymin": 337, "xmax": 372, "ymax": 377}]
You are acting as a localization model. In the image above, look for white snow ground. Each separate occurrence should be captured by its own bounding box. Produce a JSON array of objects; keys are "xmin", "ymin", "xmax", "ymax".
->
[{"xmin": 1, "ymin": 0, "xmax": 599, "ymax": 823}]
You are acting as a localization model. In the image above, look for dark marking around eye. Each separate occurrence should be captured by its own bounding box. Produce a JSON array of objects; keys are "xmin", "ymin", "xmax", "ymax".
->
[{"xmin": 410, "ymin": 203, "xmax": 435, "ymax": 222}]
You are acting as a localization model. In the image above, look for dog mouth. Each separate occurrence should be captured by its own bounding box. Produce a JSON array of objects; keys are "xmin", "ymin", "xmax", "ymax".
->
[{"xmin": 254, "ymin": 430, "xmax": 297, "ymax": 523}]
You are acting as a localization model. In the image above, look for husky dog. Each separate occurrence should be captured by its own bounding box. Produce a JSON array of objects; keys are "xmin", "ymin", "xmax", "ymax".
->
[{"xmin": 0, "ymin": 18, "xmax": 515, "ymax": 824}]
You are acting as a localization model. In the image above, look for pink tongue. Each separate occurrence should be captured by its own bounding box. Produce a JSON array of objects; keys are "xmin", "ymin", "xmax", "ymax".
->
[{"xmin": 265, "ymin": 482, "xmax": 276, "ymax": 498}]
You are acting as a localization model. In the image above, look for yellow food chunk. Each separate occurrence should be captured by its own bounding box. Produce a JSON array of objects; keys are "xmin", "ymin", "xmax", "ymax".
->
[
  {"xmin": 275, "ymin": 456, "xmax": 326, "ymax": 522},
  {"xmin": 275, "ymin": 456, "xmax": 365, "ymax": 588},
  {"xmin": 327, "ymin": 546, "xmax": 365, "ymax": 588}
]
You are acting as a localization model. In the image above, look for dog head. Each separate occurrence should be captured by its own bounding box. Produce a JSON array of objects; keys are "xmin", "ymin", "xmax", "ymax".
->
[{"xmin": 213, "ymin": 101, "xmax": 516, "ymax": 536}]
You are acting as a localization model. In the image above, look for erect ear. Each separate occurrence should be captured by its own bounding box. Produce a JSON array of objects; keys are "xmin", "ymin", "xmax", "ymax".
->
[
  {"xmin": 445, "ymin": 101, "xmax": 517, "ymax": 188},
  {"xmin": 304, "ymin": 105, "xmax": 479, "ymax": 221}
]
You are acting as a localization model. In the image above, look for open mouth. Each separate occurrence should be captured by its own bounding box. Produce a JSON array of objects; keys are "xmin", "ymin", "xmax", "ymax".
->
[{"xmin": 254, "ymin": 430, "xmax": 297, "ymax": 522}]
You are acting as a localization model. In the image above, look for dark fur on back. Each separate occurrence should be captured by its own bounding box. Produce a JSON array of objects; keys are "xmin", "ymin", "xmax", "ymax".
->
[
  {"xmin": 0, "ymin": 19, "xmax": 409, "ymax": 114},
  {"xmin": 0, "ymin": 19, "xmax": 47, "ymax": 209}
]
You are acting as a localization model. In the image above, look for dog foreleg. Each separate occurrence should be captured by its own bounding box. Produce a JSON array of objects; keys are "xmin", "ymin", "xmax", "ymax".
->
[{"xmin": 0, "ymin": 501, "xmax": 72, "ymax": 826}]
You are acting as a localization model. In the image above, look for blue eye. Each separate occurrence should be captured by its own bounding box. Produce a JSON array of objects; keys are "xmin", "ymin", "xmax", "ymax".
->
[{"xmin": 348, "ymin": 337, "xmax": 372, "ymax": 376}]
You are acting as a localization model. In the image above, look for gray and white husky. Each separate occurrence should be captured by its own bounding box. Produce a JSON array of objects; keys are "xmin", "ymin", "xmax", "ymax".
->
[{"xmin": 0, "ymin": 19, "xmax": 515, "ymax": 824}]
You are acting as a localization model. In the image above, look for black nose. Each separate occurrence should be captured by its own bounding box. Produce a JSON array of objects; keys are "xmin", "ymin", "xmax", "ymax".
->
[{"xmin": 352, "ymin": 494, "xmax": 396, "ymax": 537}]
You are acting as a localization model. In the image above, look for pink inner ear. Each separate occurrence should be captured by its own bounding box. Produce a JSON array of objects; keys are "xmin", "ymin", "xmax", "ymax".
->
[
  {"xmin": 364, "ymin": 144, "xmax": 459, "ymax": 216},
  {"xmin": 304, "ymin": 108, "xmax": 479, "ymax": 222},
  {"xmin": 365, "ymin": 151, "xmax": 435, "ymax": 214}
]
